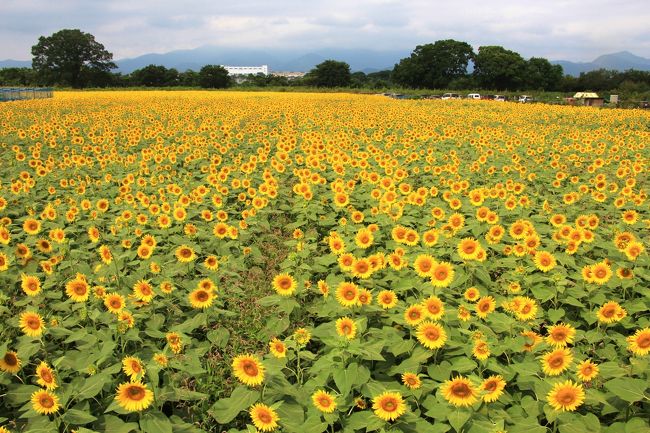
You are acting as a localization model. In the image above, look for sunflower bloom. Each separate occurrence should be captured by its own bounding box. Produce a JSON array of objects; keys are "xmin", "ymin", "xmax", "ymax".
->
[
  {"xmin": 249, "ymin": 403, "xmax": 280, "ymax": 431},
  {"xmin": 0, "ymin": 351, "xmax": 21, "ymax": 374},
  {"xmin": 626, "ymin": 328, "xmax": 650, "ymax": 356},
  {"xmin": 272, "ymin": 274, "xmax": 297, "ymax": 296},
  {"xmin": 576, "ymin": 359, "xmax": 599, "ymax": 382},
  {"xmin": 122, "ymin": 356, "xmax": 146, "ymax": 381},
  {"xmin": 31, "ymin": 390, "xmax": 60, "ymax": 415},
  {"xmin": 35, "ymin": 361, "xmax": 57, "ymax": 390},
  {"xmin": 115, "ymin": 381, "xmax": 154, "ymax": 412},
  {"xmin": 232, "ymin": 355, "xmax": 265, "ymax": 386},
  {"xmin": 372, "ymin": 391, "xmax": 406, "ymax": 421},
  {"xmin": 336, "ymin": 317, "xmax": 357, "ymax": 339},
  {"xmin": 441, "ymin": 376, "xmax": 479, "ymax": 407},
  {"xmin": 542, "ymin": 348, "xmax": 574, "ymax": 376},
  {"xmin": 312, "ymin": 390, "xmax": 337, "ymax": 413},
  {"xmin": 546, "ymin": 323, "xmax": 576, "ymax": 347},
  {"xmin": 19, "ymin": 311, "xmax": 45, "ymax": 337},
  {"xmin": 416, "ymin": 321, "xmax": 447, "ymax": 350},
  {"xmin": 547, "ymin": 380, "xmax": 585, "ymax": 412},
  {"xmin": 480, "ymin": 375, "xmax": 506, "ymax": 402}
]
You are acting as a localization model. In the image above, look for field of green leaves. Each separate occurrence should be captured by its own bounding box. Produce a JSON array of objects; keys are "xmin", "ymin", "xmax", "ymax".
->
[{"xmin": 0, "ymin": 91, "xmax": 648, "ymax": 433}]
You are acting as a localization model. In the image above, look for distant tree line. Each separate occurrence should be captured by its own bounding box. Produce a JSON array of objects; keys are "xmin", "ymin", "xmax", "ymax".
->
[{"xmin": 1, "ymin": 29, "xmax": 649, "ymax": 96}]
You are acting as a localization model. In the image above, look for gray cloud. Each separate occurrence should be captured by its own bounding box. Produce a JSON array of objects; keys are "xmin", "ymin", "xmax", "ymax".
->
[{"xmin": 0, "ymin": 0, "xmax": 648, "ymax": 61}]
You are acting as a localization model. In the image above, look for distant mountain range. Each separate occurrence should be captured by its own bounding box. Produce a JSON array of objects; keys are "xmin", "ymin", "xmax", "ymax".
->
[
  {"xmin": 2, "ymin": 48, "xmax": 649, "ymax": 76},
  {"xmin": 550, "ymin": 51, "xmax": 650, "ymax": 76}
]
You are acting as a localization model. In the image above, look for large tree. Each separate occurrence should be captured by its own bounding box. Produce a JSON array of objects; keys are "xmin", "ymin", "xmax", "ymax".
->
[
  {"xmin": 392, "ymin": 39, "xmax": 474, "ymax": 89},
  {"xmin": 525, "ymin": 58, "xmax": 563, "ymax": 90},
  {"xmin": 130, "ymin": 65, "xmax": 179, "ymax": 87},
  {"xmin": 473, "ymin": 46, "xmax": 528, "ymax": 91},
  {"xmin": 32, "ymin": 29, "xmax": 116, "ymax": 88},
  {"xmin": 306, "ymin": 60, "xmax": 351, "ymax": 87},
  {"xmin": 198, "ymin": 65, "xmax": 231, "ymax": 88}
]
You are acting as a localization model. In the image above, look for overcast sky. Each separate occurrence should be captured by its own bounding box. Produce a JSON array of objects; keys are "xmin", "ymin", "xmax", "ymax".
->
[{"xmin": 1, "ymin": 0, "xmax": 649, "ymax": 61}]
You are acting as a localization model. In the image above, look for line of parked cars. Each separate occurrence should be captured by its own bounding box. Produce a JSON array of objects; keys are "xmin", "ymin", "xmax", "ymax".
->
[{"xmin": 436, "ymin": 93, "xmax": 533, "ymax": 103}]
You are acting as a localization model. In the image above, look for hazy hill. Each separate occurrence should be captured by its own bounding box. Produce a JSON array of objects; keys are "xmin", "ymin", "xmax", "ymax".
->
[
  {"xmin": 3, "ymin": 49, "xmax": 649, "ymax": 76},
  {"xmin": 552, "ymin": 51, "xmax": 650, "ymax": 76}
]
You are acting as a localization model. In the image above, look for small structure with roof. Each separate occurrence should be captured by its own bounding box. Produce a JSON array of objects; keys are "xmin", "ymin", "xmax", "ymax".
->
[{"xmin": 572, "ymin": 92, "xmax": 604, "ymax": 107}]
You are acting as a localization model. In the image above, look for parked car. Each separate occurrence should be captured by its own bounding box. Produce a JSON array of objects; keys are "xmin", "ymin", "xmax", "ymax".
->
[
  {"xmin": 518, "ymin": 95, "xmax": 534, "ymax": 103},
  {"xmin": 441, "ymin": 93, "xmax": 460, "ymax": 100},
  {"xmin": 494, "ymin": 95, "xmax": 507, "ymax": 102},
  {"xmin": 466, "ymin": 93, "xmax": 481, "ymax": 100}
]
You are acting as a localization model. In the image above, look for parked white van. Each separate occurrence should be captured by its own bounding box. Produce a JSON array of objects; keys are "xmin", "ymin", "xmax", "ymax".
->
[
  {"xmin": 441, "ymin": 93, "xmax": 460, "ymax": 100},
  {"xmin": 466, "ymin": 93, "xmax": 481, "ymax": 100}
]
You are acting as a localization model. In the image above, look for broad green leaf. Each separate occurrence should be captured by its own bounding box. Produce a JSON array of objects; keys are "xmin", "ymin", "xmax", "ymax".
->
[{"xmin": 605, "ymin": 378, "xmax": 648, "ymax": 402}]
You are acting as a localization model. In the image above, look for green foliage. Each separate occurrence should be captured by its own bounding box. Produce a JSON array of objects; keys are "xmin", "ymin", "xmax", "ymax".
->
[
  {"xmin": 392, "ymin": 40, "xmax": 474, "ymax": 89},
  {"xmin": 198, "ymin": 65, "xmax": 231, "ymax": 89},
  {"xmin": 31, "ymin": 29, "xmax": 116, "ymax": 88},
  {"xmin": 473, "ymin": 45, "xmax": 528, "ymax": 91},
  {"xmin": 305, "ymin": 60, "xmax": 352, "ymax": 87}
]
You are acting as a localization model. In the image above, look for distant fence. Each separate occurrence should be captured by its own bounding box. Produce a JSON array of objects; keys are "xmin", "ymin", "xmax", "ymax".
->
[{"xmin": 0, "ymin": 87, "xmax": 53, "ymax": 102}]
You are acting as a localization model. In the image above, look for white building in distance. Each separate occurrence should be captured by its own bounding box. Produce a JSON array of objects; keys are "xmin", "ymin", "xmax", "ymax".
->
[{"xmin": 221, "ymin": 65, "xmax": 269, "ymax": 76}]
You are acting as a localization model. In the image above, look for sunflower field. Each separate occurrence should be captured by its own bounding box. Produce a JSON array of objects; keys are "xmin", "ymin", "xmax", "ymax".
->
[{"xmin": 0, "ymin": 91, "xmax": 648, "ymax": 433}]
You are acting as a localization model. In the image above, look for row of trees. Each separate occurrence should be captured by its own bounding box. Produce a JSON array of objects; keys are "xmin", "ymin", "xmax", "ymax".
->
[
  {"xmin": 1, "ymin": 29, "xmax": 649, "ymax": 94},
  {"xmin": 391, "ymin": 41, "xmax": 563, "ymax": 91}
]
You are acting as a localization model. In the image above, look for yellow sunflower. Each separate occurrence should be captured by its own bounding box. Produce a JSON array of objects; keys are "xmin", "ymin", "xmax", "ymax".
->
[
  {"xmin": 0, "ymin": 351, "xmax": 21, "ymax": 374},
  {"xmin": 473, "ymin": 340, "xmax": 490, "ymax": 361},
  {"xmin": 422, "ymin": 296, "xmax": 444, "ymax": 320},
  {"xmin": 269, "ymin": 338, "xmax": 286, "ymax": 358},
  {"xmin": 272, "ymin": 273, "xmax": 297, "ymax": 296},
  {"xmin": 547, "ymin": 380, "xmax": 585, "ymax": 412},
  {"xmin": 546, "ymin": 323, "xmax": 576, "ymax": 347},
  {"xmin": 441, "ymin": 376, "xmax": 479, "ymax": 407},
  {"xmin": 19, "ymin": 311, "xmax": 45, "ymax": 337},
  {"xmin": 416, "ymin": 321, "xmax": 447, "ymax": 350},
  {"xmin": 457, "ymin": 237, "xmax": 480, "ymax": 260},
  {"xmin": 175, "ymin": 245, "xmax": 196, "ymax": 263},
  {"xmin": 377, "ymin": 290, "xmax": 398, "ymax": 309},
  {"xmin": 204, "ymin": 255, "xmax": 219, "ymax": 271},
  {"xmin": 20, "ymin": 274, "xmax": 42, "ymax": 296},
  {"xmin": 35, "ymin": 361, "xmax": 57, "ymax": 390},
  {"xmin": 232, "ymin": 354, "xmax": 265, "ymax": 386},
  {"xmin": 401, "ymin": 372, "xmax": 422, "ymax": 390},
  {"xmin": 188, "ymin": 288, "xmax": 214, "ymax": 309},
  {"xmin": 626, "ymin": 328, "xmax": 650, "ymax": 356},
  {"xmin": 335, "ymin": 317, "xmax": 357, "ymax": 339},
  {"xmin": 122, "ymin": 356, "xmax": 145, "ymax": 381},
  {"xmin": 430, "ymin": 262, "xmax": 454, "ymax": 288},
  {"xmin": 597, "ymin": 301, "xmax": 625, "ymax": 324},
  {"xmin": 65, "ymin": 278, "xmax": 90, "ymax": 302},
  {"xmin": 31, "ymin": 390, "xmax": 60, "ymax": 414},
  {"xmin": 335, "ymin": 281, "xmax": 359, "ymax": 307},
  {"xmin": 312, "ymin": 390, "xmax": 337, "ymax": 413},
  {"xmin": 104, "ymin": 293, "xmax": 126, "ymax": 314},
  {"xmin": 413, "ymin": 254, "xmax": 436, "ymax": 277},
  {"xmin": 576, "ymin": 359, "xmax": 599, "ymax": 382},
  {"xmin": 475, "ymin": 296, "xmax": 496, "ymax": 319},
  {"xmin": 404, "ymin": 304, "xmax": 426, "ymax": 326},
  {"xmin": 542, "ymin": 348, "xmax": 573, "ymax": 376},
  {"xmin": 372, "ymin": 391, "xmax": 406, "ymax": 421},
  {"xmin": 533, "ymin": 251, "xmax": 556, "ymax": 272},
  {"xmin": 480, "ymin": 375, "xmax": 506, "ymax": 402},
  {"xmin": 249, "ymin": 403, "xmax": 280, "ymax": 432},
  {"xmin": 115, "ymin": 381, "xmax": 154, "ymax": 412},
  {"xmin": 98, "ymin": 245, "xmax": 113, "ymax": 264},
  {"xmin": 133, "ymin": 280, "xmax": 155, "ymax": 302},
  {"xmin": 23, "ymin": 218, "xmax": 41, "ymax": 235}
]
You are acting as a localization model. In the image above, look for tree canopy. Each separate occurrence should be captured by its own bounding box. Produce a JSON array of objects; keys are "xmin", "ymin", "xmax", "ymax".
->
[
  {"xmin": 306, "ymin": 60, "xmax": 351, "ymax": 87},
  {"xmin": 31, "ymin": 29, "xmax": 116, "ymax": 88},
  {"xmin": 392, "ymin": 40, "xmax": 474, "ymax": 89},
  {"xmin": 473, "ymin": 46, "xmax": 527, "ymax": 91},
  {"xmin": 199, "ymin": 65, "xmax": 232, "ymax": 88}
]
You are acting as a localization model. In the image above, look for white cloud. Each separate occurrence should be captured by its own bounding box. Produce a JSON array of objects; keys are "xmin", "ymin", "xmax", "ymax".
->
[{"xmin": 0, "ymin": 0, "xmax": 648, "ymax": 61}]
